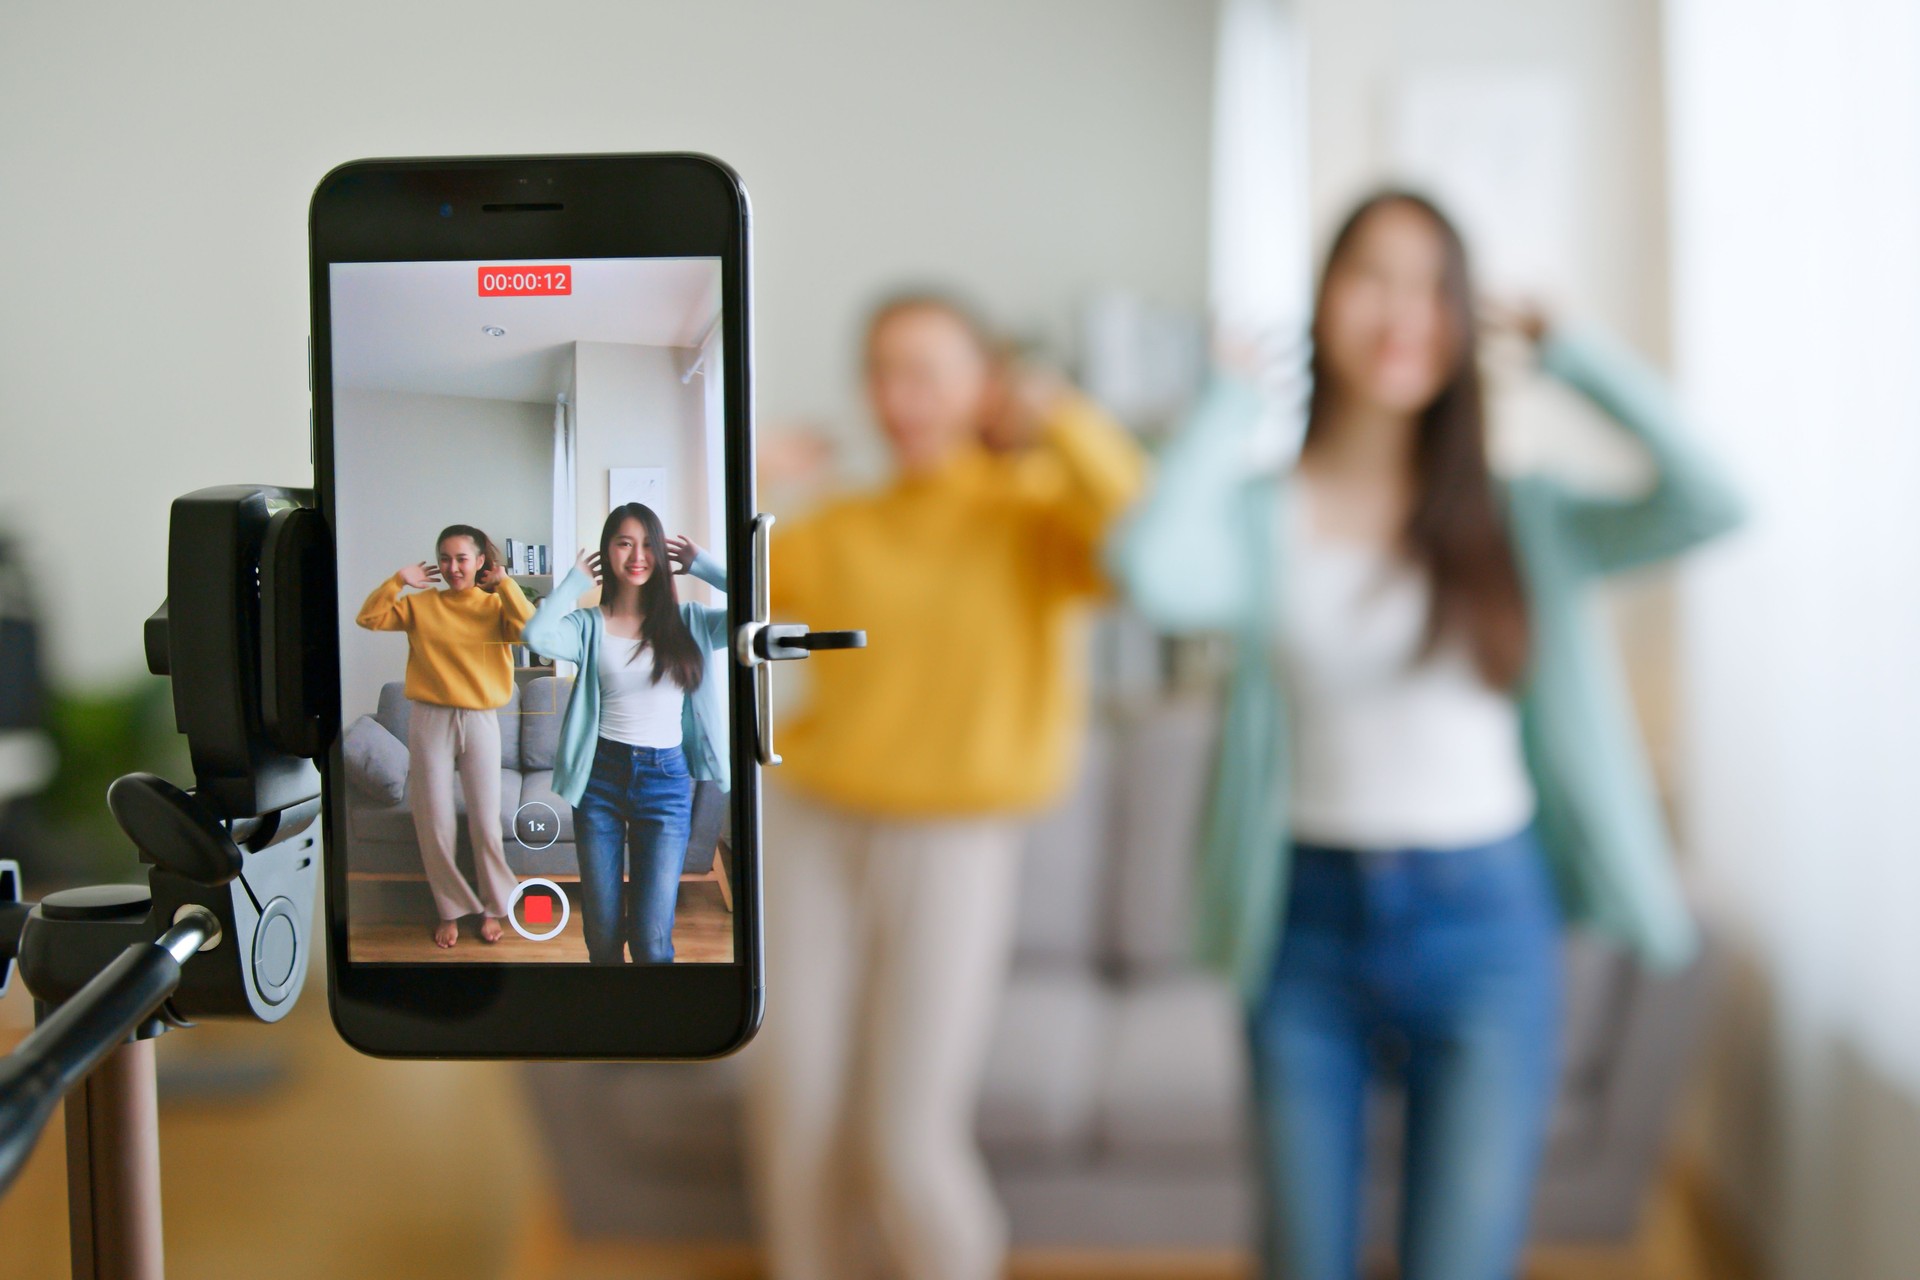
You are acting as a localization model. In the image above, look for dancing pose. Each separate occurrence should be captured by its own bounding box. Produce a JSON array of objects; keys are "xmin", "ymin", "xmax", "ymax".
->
[
  {"xmin": 1113, "ymin": 192, "xmax": 1744, "ymax": 1280},
  {"xmin": 744, "ymin": 294, "xmax": 1145, "ymax": 1280},
  {"xmin": 522, "ymin": 503, "xmax": 728, "ymax": 964},
  {"xmin": 357, "ymin": 524, "xmax": 531, "ymax": 948}
]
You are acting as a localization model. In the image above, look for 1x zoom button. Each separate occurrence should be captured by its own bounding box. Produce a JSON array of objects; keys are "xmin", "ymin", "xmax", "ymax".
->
[{"xmin": 513, "ymin": 801, "xmax": 560, "ymax": 850}]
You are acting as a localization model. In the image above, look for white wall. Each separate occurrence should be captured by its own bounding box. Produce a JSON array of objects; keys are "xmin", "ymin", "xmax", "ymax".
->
[
  {"xmin": 1300, "ymin": 0, "xmax": 1667, "ymax": 347},
  {"xmin": 334, "ymin": 389, "xmax": 551, "ymax": 720},
  {"xmin": 1669, "ymin": 2, "xmax": 1920, "ymax": 1275},
  {"xmin": 571, "ymin": 340, "xmax": 709, "ymax": 559},
  {"xmin": 0, "ymin": 0, "xmax": 1214, "ymax": 688}
]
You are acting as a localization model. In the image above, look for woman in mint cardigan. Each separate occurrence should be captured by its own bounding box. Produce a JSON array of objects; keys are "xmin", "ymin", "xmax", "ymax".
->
[
  {"xmin": 522, "ymin": 502, "xmax": 729, "ymax": 963},
  {"xmin": 1110, "ymin": 193, "xmax": 1742, "ymax": 1280}
]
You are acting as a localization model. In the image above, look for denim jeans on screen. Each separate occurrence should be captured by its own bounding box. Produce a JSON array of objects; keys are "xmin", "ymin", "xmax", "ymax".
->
[
  {"xmin": 1249, "ymin": 827, "xmax": 1563, "ymax": 1280},
  {"xmin": 573, "ymin": 738, "xmax": 694, "ymax": 964}
]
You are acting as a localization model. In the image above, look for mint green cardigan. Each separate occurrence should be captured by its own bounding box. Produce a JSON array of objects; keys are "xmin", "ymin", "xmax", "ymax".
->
[
  {"xmin": 521, "ymin": 551, "xmax": 730, "ymax": 806},
  {"xmin": 1109, "ymin": 330, "xmax": 1745, "ymax": 1003}
]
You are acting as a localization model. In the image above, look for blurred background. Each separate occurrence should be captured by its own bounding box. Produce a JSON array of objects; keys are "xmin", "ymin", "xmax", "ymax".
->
[{"xmin": 1, "ymin": 0, "xmax": 1914, "ymax": 1277}]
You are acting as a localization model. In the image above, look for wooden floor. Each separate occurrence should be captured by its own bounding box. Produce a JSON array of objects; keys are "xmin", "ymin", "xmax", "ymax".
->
[
  {"xmin": 0, "ymin": 978, "xmax": 1755, "ymax": 1280},
  {"xmin": 347, "ymin": 880, "xmax": 734, "ymax": 963}
]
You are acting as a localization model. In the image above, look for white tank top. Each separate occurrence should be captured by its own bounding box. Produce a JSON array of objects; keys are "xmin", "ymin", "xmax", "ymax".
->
[
  {"xmin": 597, "ymin": 633, "xmax": 685, "ymax": 749},
  {"xmin": 1276, "ymin": 500, "xmax": 1534, "ymax": 851}
]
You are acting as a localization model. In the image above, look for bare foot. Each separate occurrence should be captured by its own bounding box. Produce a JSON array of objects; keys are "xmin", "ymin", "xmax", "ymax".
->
[
  {"xmin": 434, "ymin": 919, "xmax": 459, "ymax": 949},
  {"xmin": 479, "ymin": 916, "xmax": 504, "ymax": 944}
]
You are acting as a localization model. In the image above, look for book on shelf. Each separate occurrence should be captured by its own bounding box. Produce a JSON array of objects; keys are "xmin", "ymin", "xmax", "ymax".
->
[
  {"xmin": 502, "ymin": 539, "xmax": 550, "ymax": 578},
  {"xmin": 510, "ymin": 643, "xmax": 554, "ymax": 670}
]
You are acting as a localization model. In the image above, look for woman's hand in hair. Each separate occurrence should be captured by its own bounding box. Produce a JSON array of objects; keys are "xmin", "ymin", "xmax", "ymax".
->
[
  {"xmin": 665, "ymin": 535, "xmax": 704, "ymax": 575},
  {"xmin": 397, "ymin": 561, "xmax": 439, "ymax": 590},
  {"xmin": 475, "ymin": 559, "xmax": 508, "ymax": 592},
  {"xmin": 1480, "ymin": 298, "xmax": 1553, "ymax": 350},
  {"xmin": 980, "ymin": 360, "xmax": 1068, "ymax": 452},
  {"xmin": 574, "ymin": 546, "xmax": 603, "ymax": 584}
]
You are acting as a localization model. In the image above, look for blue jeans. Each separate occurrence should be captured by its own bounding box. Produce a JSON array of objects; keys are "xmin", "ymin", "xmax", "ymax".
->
[
  {"xmin": 1249, "ymin": 828, "xmax": 1563, "ymax": 1280},
  {"xmin": 573, "ymin": 739, "xmax": 694, "ymax": 964}
]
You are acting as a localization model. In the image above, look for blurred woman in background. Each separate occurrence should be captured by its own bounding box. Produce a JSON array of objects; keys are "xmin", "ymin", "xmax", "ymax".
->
[
  {"xmin": 745, "ymin": 294, "xmax": 1145, "ymax": 1280},
  {"xmin": 1113, "ymin": 192, "xmax": 1743, "ymax": 1280}
]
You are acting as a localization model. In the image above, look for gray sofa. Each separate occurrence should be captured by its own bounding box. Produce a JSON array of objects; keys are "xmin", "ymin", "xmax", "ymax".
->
[
  {"xmin": 344, "ymin": 676, "xmax": 727, "ymax": 897},
  {"xmin": 523, "ymin": 693, "xmax": 1715, "ymax": 1253}
]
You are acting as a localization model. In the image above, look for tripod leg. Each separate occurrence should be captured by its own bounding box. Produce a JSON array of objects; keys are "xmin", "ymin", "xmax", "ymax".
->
[{"xmin": 65, "ymin": 1039, "xmax": 164, "ymax": 1280}]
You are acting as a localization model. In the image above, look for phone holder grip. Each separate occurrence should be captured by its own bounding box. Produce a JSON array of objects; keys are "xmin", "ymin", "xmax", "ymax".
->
[
  {"xmin": 752, "ymin": 624, "xmax": 866, "ymax": 662},
  {"xmin": 736, "ymin": 513, "xmax": 868, "ymax": 767}
]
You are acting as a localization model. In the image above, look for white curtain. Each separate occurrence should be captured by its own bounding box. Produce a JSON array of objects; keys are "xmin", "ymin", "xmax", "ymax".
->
[
  {"xmin": 702, "ymin": 330, "xmax": 726, "ymax": 558},
  {"xmin": 1210, "ymin": 0, "xmax": 1311, "ymax": 336},
  {"xmin": 550, "ymin": 391, "xmax": 577, "ymax": 679},
  {"xmin": 1209, "ymin": 0, "xmax": 1312, "ymax": 457},
  {"xmin": 700, "ymin": 328, "xmax": 728, "ymax": 727},
  {"xmin": 1668, "ymin": 1, "xmax": 1920, "ymax": 1275}
]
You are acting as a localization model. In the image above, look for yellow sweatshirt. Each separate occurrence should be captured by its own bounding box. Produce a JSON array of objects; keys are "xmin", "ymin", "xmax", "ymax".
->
[
  {"xmin": 356, "ymin": 574, "xmax": 534, "ymax": 710},
  {"xmin": 773, "ymin": 395, "xmax": 1147, "ymax": 817}
]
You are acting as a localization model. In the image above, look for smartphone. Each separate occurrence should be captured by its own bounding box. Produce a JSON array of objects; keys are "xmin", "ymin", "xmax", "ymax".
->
[{"xmin": 310, "ymin": 154, "xmax": 761, "ymax": 1057}]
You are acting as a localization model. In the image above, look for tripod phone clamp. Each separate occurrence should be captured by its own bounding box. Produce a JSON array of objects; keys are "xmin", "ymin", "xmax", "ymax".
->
[
  {"xmin": 0, "ymin": 486, "xmax": 335, "ymax": 1279},
  {"xmin": 735, "ymin": 512, "xmax": 867, "ymax": 767}
]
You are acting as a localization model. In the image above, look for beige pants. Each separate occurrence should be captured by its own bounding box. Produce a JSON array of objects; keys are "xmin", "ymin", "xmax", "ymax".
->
[
  {"xmin": 743, "ymin": 784, "xmax": 1024, "ymax": 1280},
  {"xmin": 407, "ymin": 703, "xmax": 517, "ymax": 921}
]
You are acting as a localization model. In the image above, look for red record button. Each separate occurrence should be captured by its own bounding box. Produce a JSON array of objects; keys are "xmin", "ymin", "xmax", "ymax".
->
[{"xmin": 478, "ymin": 266, "xmax": 571, "ymax": 296}]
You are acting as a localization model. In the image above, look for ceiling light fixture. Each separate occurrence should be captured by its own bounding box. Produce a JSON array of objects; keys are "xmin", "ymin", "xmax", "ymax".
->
[{"xmin": 482, "ymin": 325, "xmax": 507, "ymax": 337}]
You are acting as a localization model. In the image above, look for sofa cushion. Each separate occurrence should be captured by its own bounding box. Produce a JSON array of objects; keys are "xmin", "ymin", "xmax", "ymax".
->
[
  {"xmin": 1542, "ymin": 932, "xmax": 1625, "ymax": 1163},
  {"xmin": 684, "ymin": 781, "xmax": 725, "ymax": 875},
  {"xmin": 1559, "ymin": 931, "xmax": 1622, "ymax": 1096},
  {"xmin": 347, "ymin": 801, "xmax": 420, "ymax": 852},
  {"xmin": 372, "ymin": 680, "xmax": 523, "ymax": 771},
  {"xmin": 343, "ymin": 714, "xmax": 408, "ymax": 805},
  {"xmin": 979, "ymin": 967, "xmax": 1113, "ymax": 1166},
  {"xmin": 374, "ymin": 682, "xmax": 412, "ymax": 744},
  {"xmin": 351, "ymin": 775, "xmax": 526, "ymax": 844},
  {"xmin": 1108, "ymin": 698, "xmax": 1219, "ymax": 975},
  {"xmin": 1015, "ymin": 725, "xmax": 1114, "ymax": 966},
  {"xmin": 1095, "ymin": 974, "xmax": 1247, "ymax": 1168},
  {"xmin": 519, "ymin": 676, "xmax": 571, "ymax": 771}
]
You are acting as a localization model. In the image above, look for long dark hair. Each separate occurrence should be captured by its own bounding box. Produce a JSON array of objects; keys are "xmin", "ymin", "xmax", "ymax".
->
[
  {"xmin": 597, "ymin": 503, "xmax": 703, "ymax": 692},
  {"xmin": 1303, "ymin": 190, "xmax": 1530, "ymax": 688},
  {"xmin": 436, "ymin": 524, "xmax": 504, "ymax": 586}
]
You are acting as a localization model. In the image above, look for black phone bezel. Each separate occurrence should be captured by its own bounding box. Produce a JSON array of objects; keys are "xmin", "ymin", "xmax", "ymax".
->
[{"xmin": 309, "ymin": 154, "xmax": 762, "ymax": 1059}]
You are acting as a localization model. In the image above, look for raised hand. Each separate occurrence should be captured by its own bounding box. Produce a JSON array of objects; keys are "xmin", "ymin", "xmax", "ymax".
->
[
  {"xmin": 397, "ymin": 562, "xmax": 439, "ymax": 590},
  {"xmin": 575, "ymin": 546, "xmax": 603, "ymax": 583},
  {"xmin": 1480, "ymin": 298, "xmax": 1553, "ymax": 349},
  {"xmin": 979, "ymin": 359, "xmax": 1068, "ymax": 452},
  {"xmin": 476, "ymin": 559, "xmax": 508, "ymax": 591},
  {"xmin": 758, "ymin": 423, "xmax": 837, "ymax": 491},
  {"xmin": 665, "ymin": 534, "xmax": 704, "ymax": 574}
]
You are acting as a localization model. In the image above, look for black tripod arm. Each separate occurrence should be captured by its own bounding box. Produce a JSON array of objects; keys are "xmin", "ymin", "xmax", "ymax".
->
[{"xmin": 0, "ymin": 906, "xmax": 217, "ymax": 1198}]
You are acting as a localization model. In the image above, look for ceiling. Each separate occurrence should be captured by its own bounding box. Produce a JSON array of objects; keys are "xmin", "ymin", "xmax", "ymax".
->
[{"xmin": 328, "ymin": 257, "xmax": 720, "ymax": 403}]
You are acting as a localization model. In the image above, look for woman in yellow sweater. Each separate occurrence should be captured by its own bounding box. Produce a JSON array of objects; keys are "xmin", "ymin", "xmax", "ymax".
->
[
  {"xmin": 744, "ymin": 296, "xmax": 1145, "ymax": 1280},
  {"xmin": 357, "ymin": 524, "xmax": 533, "ymax": 948}
]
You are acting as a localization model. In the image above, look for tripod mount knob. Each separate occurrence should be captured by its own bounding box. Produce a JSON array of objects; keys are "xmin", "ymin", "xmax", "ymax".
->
[{"xmin": 106, "ymin": 774, "xmax": 242, "ymax": 888}]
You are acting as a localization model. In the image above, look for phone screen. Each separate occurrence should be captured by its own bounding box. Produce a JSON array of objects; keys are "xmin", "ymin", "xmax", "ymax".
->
[{"xmin": 328, "ymin": 254, "xmax": 736, "ymax": 968}]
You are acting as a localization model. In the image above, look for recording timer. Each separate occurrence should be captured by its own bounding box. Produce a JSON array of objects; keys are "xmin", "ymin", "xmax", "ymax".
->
[{"xmin": 477, "ymin": 265, "xmax": 571, "ymax": 296}]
